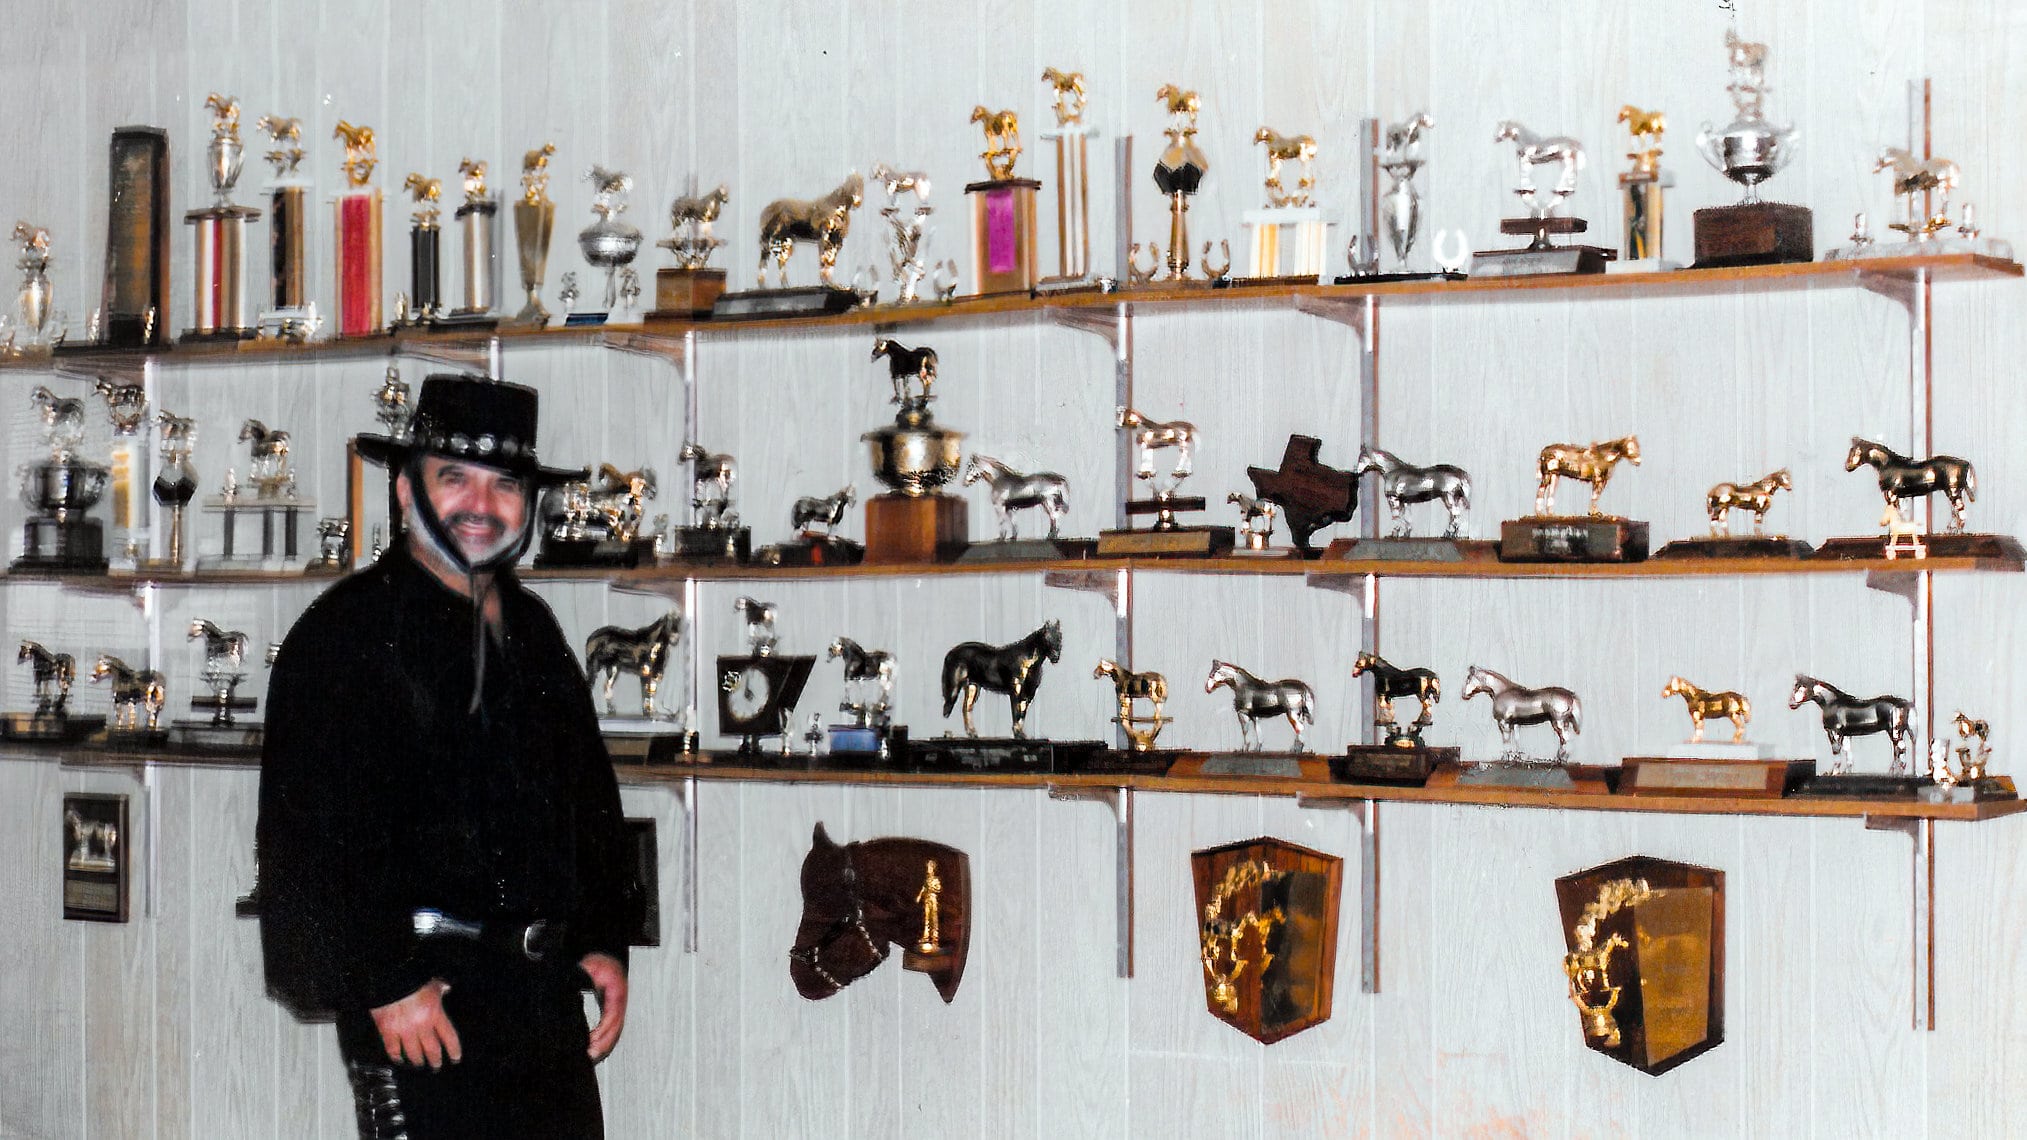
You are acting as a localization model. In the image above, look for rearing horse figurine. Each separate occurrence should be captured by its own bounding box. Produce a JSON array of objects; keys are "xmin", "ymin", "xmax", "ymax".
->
[
  {"xmin": 1660, "ymin": 676, "xmax": 1751, "ymax": 743},
  {"xmin": 1845, "ymin": 437, "xmax": 1975, "ymax": 533},
  {"xmin": 1205, "ymin": 660, "xmax": 1315, "ymax": 753},
  {"xmin": 1788, "ymin": 674, "xmax": 1913, "ymax": 774},
  {"xmin": 1536, "ymin": 436, "xmax": 1640, "ymax": 517},
  {"xmin": 1461, "ymin": 665, "xmax": 1581, "ymax": 761}
]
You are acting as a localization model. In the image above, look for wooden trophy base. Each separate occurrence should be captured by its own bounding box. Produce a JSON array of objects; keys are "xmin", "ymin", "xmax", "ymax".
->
[
  {"xmin": 710, "ymin": 284, "xmax": 856, "ymax": 321},
  {"xmin": 1075, "ymin": 748, "xmax": 1184, "ymax": 776},
  {"xmin": 1333, "ymin": 743, "xmax": 1460, "ymax": 786},
  {"xmin": 666, "ymin": 525, "xmax": 751, "ymax": 563},
  {"xmin": 601, "ymin": 724, "xmax": 699, "ymax": 765},
  {"xmin": 1653, "ymin": 535, "xmax": 1814, "ymax": 560},
  {"xmin": 1918, "ymin": 775, "xmax": 2018, "ymax": 804},
  {"xmin": 1167, "ymin": 752, "xmax": 1333, "ymax": 781},
  {"xmin": 1500, "ymin": 516, "xmax": 1649, "ymax": 562},
  {"xmin": 1692, "ymin": 202, "xmax": 1813, "ymax": 268},
  {"xmin": 908, "ymin": 736, "xmax": 1103, "ymax": 774},
  {"xmin": 1429, "ymin": 760, "xmax": 1613, "ymax": 793},
  {"xmin": 864, "ymin": 493, "xmax": 967, "ymax": 564},
  {"xmin": 956, "ymin": 537, "xmax": 1096, "ymax": 563},
  {"xmin": 755, "ymin": 533, "xmax": 864, "ymax": 567},
  {"xmin": 1323, "ymin": 537, "xmax": 1495, "ymax": 563},
  {"xmin": 534, "ymin": 535, "xmax": 657, "ymax": 568},
  {"xmin": 96, "ymin": 728, "xmax": 171, "ymax": 751},
  {"xmin": 1618, "ymin": 756, "xmax": 1814, "ymax": 798},
  {"xmin": 647, "ymin": 267, "xmax": 728, "ymax": 319},
  {"xmin": 168, "ymin": 719, "xmax": 264, "ymax": 754},
  {"xmin": 1811, "ymin": 533, "xmax": 2027, "ymax": 562},
  {"xmin": 1098, "ymin": 497, "xmax": 1234, "ymax": 557},
  {"xmin": 1474, "ymin": 219, "xmax": 1613, "ymax": 277},
  {"xmin": 1790, "ymin": 772, "xmax": 1930, "ymax": 800},
  {"xmin": 1, "ymin": 712, "xmax": 105, "ymax": 743},
  {"xmin": 966, "ymin": 178, "xmax": 1042, "ymax": 295}
]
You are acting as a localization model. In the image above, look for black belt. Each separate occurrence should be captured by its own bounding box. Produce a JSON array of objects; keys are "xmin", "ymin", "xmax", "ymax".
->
[{"xmin": 411, "ymin": 908, "xmax": 568, "ymax": 963}]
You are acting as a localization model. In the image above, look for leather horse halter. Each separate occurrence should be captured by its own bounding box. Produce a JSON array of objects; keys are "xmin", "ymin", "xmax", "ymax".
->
[{"xmin": 788, "ymin": 848, "xmax": 888, "ymax": 996}]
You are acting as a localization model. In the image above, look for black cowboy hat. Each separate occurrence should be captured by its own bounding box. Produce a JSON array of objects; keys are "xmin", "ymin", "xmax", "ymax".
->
[{"xmin": 353, "ymin": 373, "xmax": 586, "ymax": 485}]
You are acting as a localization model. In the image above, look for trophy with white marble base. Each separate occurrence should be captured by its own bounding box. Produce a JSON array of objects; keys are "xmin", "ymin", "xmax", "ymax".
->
[
  {"xmin": 1607, "ymin": 105, "xmax": 1679, "ymax": 273},
  {"xmin": 1241, "ymin": 127, "xmax": 1332, "ymax": 282}
]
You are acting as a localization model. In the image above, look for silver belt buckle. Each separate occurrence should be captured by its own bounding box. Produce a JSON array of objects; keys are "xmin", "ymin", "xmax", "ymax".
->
[{"xmin": 522, "ymin": 919, "xmax": 551, "ymax": 961}]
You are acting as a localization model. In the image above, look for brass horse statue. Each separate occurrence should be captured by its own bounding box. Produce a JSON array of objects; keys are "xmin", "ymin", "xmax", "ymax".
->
[
  {"xmin": 333, "ymin": 120, "xmax": 376, "ymax": 184},
  {"xmin": 1535, "ymin": 435, "xmax": 1640, "ymax": 516},
  {"xmin": 90, "ymin": 655, "xmax": 167, "ymax": 732},
  {"xmin": 583, "ymin": 611, "xmax": 682, "ymax": 717},
  {"xmin": 969, "ymin": 106, "xmax": 1022, "ymax": 179},
  {"xmin": 1252, "ymin": 127, "xmax": 1317, "ymax": 206},
  {"xmin": 1705, "ymin": 468, "xmax": 1792, "ymax": 536},
  {"xmin": 1094, "ymin": 659, "xmax": 1167, "ymax": 726},
  {"xmin": 1041, "ymin": 67, "xmax": 1086, "ymax": 126},
  {"xmin": 757, "ymin": 173, "xmax": 864, "ymax": 288},
  {"xmin": 1661, "ymin": 676, "xmax": 1751, "ymax": 743}
]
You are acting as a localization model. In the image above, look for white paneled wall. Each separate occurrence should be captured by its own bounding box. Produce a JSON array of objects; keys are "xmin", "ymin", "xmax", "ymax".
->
[{"xmin": 4, "ymin": 1, "xmax": 2027, "ymax": 1137}]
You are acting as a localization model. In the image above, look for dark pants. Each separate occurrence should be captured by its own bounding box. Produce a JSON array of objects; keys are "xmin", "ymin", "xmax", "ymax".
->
[{"xmin": 336, "ymin": 948, "xmax": 603, "ymax": 1140}]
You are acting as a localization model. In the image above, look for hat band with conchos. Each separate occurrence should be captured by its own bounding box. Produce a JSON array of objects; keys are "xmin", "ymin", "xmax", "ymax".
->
[{"xmin": 354, "ymin": 373, "xmax": 585, "ymax": 484}]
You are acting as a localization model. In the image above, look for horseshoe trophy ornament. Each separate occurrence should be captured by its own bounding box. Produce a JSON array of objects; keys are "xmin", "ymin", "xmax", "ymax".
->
[
  {"xmin": 1431, "ymin": 229, "xmax": 1472, "ymax": 275},
  {"xmin": 1473, "ymin": 121, "xmax": 1613, "ymax": 277},
  {"xmin": 1555, "ymin": 858, "xmax": 1724, "ymax": 1075},
  {"xmin": 966, "ymin": 106, "xmax": 1042, "ymax": 294},
  {"xmin": 1691, "ymin": 28, "xmax": 1811, "ymax": 267},
  {"xmin": 1499, "ymin": 435, "xmax": 1650, "ymax": 563}
]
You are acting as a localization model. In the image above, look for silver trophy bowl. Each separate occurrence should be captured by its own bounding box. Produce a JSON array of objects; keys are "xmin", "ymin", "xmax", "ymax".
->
[
  {"xmin": 1697, "ymin": 118, "xmax": 1798, "ymax": 203},
  {"xmin": 861, "ymin": 411, "xmax": 964, "ymax": 497},
  {"xmin": 20, "ymin": 460, "xmax": 109, "ymax": 520},
  {"xmin": 577, "ymin": 217, "xmax": 642, "ymax": 270}
]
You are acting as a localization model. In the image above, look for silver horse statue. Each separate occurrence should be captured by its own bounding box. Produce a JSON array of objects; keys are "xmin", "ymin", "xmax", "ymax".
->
[
  {"xmin": 1205, "ymin": 660, "xmax": 1316, "ymax": 752},
  {"xmin": 1461, "ymin": 665, "xmax": 1581, "ymax": 761},
  {"xmin": 1492, "ymin": 120, "xmax": 1586, "ymax": 210},
  {"xmin": 1352, "ymin": 445, "xmax": 1471, "ymax": 538},
  {"xmin": 1117, "ymin": 407, "xmax": 1197, "ymax": 497},
  {"xmin": 964, "ymin": 455, "xmax": 1068, "ymax": 541}
]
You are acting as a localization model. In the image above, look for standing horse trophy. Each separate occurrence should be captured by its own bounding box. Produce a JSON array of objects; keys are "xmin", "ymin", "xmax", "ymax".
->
[
  {"xmin": 823, "ymin": 636, "xmax": 904, "ymax": 760},
  {"xmin": 1333, "ymin": 443, "xmax": 1475, "ymax": 561},
  {"xmin": 665, "ymin": 441, "xmax": 751, "ymax": 563},
  {"xmin": 919, "ymin": 620, "xmax": 1102, "ymax": 772},
  {"xmin": 1448, "ymin": 666, "xmax": 1604, "ymax": 790},
  {"xmin": 1918, "ymin": 711, "xmax": 2017, "ymax": 804},
  {"xmin": 1816, "ymin": 438, "xmax": 2022, "ymax": 561},
  {"xmin": 1038, "ymin": 67, "xmax": 1095, "ymax": 283},
  {"xmin": 1501, "ymin": 435, "xmax": 1648, "ymax": 562},
  {"xmin": 1619, "ymin": 676, "xmax": 1812, "ymax": 798},
  {"xmin": 90, "ymin": 655, "xmax": 169, "ymax": 744},
  {"xmin": 1337, "ymin": 652, "xmax": 1459, "ymax": 785},
  {"xmin": 1474, "ymin": 121, "xmax": 1613, "ymax": 277},
  {"xmin": 1655, "ymin": 467, "xmax": 1811, "ymax": 559},
  {"xmin": 535, "ymin": 463, "xmax": 660, "ymax": 568},
  {"xmin": 4, "ymin": 641, "xmax": 104, "ymax": 741},
  {"xmin": 965, "ymin": 106, "xmax": 1043, "ymax": 294},
  {"xmin": 1242, "ymin": 125, "xmax": 1333, "ymax": 281},
  {"xmin": 1786, "ymin": 674, "xmax": 1925, "ymax": 797},
  {"xmin": 1614, "ymin": 105, "xmax": 1676, "ymax": 268},
  {"xmin": 757, "ymin": 484, "xmax": 864, "ymax": 567},
  {"xmin": 200, "ymin": 417, "xmax": 313, "ymax": 571},
  {"xmin": 179, "ymin": 617, "xmax": 256, "ymax": 730},
  {"xmin": 1168, "ymin": 660, "xmax": 1332, "ymax": 780},
  {"xmin": 715, "ymin": 599, "xmax": 816, "ymax": 756},
  {"xmin": 1099, "ymin": 406, "xmax": 1235, "ymax": 557},
  {"xmin": 861, "ymin": 338, "xmax": 968, "ymax": 564},
  {"xmin": 1140, "ymin": 84, "xmax": 1217, "ymax": 283},
  {"xmin": 713, "ymin": 172, "xmax": 863, "ymax": 318},
  {"xmin": 586, "ymin": 611, "xmax": 693, "ymax": 761},
  {"xmin": 957, "ymin": 453, "xmax": 1092, "ymax": 561},
  {"xmin": 1089, "ymin": 659, "xmax": 1178, "ymax": 772},
  {"xmin": 647, "ymin": 179, "xmax": 729, "ymax": 318},
  {"xmin": 1692, "ymin": 28, "xmax": 1810, "ymax": 266}
]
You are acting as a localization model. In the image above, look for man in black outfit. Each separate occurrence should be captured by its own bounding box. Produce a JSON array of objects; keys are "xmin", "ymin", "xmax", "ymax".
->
[{"xmin": 257, "ymin": 375, "xmax": 636, "ymax": 1139}]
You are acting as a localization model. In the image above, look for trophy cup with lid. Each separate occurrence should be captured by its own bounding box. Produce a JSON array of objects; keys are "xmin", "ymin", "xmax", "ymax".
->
[
  {"xmin": 14, "ymin": 386, "xmax": 110, "ymax": 573},
  {"xmin": 1240, "ymin": 126, "xmax": 1332, "ymax": 281},
  {"xmin": 331, "ymin": 120, "xmax": 384, "ymax": 336},
  {"xmin": 860, "ymin": 339, "xmax": 968, "ymax": 563},
  {"xmin": 436, "ymin": 158, "xmax": 501, "ymax": 328},
  {"xmin": 1473, "ymin": 122, "xmax": 1613, "ymax": 277},
  {"xmin": 566, "ymin": 166, "xmax": 642, "ymax": 326},
  {"xmin": 1608, "ymin": 106, "xmax": 1677, "ymax": 272},
  {"xmin": 1692, "ymin": 29, "xmax": 1811, "ymax": 266},
  {"xmin": 511, "ymin": 143, "xmax": 557, "ymax": 325},
  {"xmin": 397, "ymin": 173, "xmax": 443, "ymax": 325},
  {"xmin": 182, "ymin": 94, "xmax": 262, "ymax": 341},
  {"xmin": 146, "ymin": 412, "xmax": 198, "ymax": 571},
  {"xmin": 254, "ymin": 113, "xmax": 319, "ymax": 341},
  {"xmin": 966, "ymin": 106, "xmax": 1041, "ymax": 295},
  {"xmin": 5, "ymin": 222, "xmax": 65, "ymax": 354},
  {"xmin": 646, "ymin": 180, "xmax": 728, "ymax": 319},
  {"xmin": 200, "ymin": 418, "xmax": 313, "ymax": 569},
  {"xmin": 1038, "ymin": 68, "xmax": 1095, "ymax": 285}
]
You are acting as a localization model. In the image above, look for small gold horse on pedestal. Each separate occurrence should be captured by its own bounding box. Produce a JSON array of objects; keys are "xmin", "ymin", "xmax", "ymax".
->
[
  {"xmin": 1094, "ymin": 659, "xmax": 1169, "ymax": 750},
  {"xmin": 1661, "ymin": 676, "xmax": 1751, "ymax": 743},
  {"xmin": 1535, "ymin": 436, "xmax": 1640, "ymax": 516}
]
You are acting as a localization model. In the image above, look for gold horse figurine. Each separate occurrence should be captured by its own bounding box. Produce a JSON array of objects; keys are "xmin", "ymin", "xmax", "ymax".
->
[
  {"xmin": 1617, "ymin": 105, "xmax": 1665, "ymax": 176},
  {"xmin": 1156, "ymin": 84, "xmax": 1201, "ymax": 136},
  {"xmin": 1535, "ymin": 435, "xmax": 1640, "ymax": 516},
  {"xmin": 1093, "ymin": 659, "xmax": 1170, "ymax": 750},
  {"xmin": 402, "ymin": 173, "xmax": 442, "ymax": 225},
  {"xmin": 1041, "ymin": 67, "xmax": 1086, "ymax": 127},
  {"xmin": 1705, "ymin": 468, "xmax": 1791, "ymax": 537},
  {"xmin": 1661, "ymin": 676, "xmax": 1751, "ymax": 743},
  {"xmin": 969, "ymin": 106, "xmax": 1022, "ymax": 179},
  {"xmin": 1252, "ymin": 127, "xmax": 1317, "ymax": 207},
  {"xmin": 333, "ymin": 120, "xmax": 377, "ymax": 186}
]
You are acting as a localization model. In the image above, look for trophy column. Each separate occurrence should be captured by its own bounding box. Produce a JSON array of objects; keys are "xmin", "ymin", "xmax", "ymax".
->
[
  {"xmin": 253, "ymin": 110, "xmax": 316, "ymax": 339},
  {"xmin": 97, "ymin": 382, "xmax": 152, "ymax": 569},
  {"xmin": 443, "ymin": 158, "xmax": 501, "ymax": 328},
  {"xmin": 401, "ymin": 173, "xmax": 443, "ymax": 324},
  {"xmin": 1038, "ymin": 68, "xmax": 1093, "ymax": 284},
  {"xmin": 183, "ymin": 95, "xmax": 261, "ymax": 341},
  {"xmin": 331, "ymin": 120, "xmax": 383, "ymax": 337},
  {"xmin": 512, "ymin": 143, "xmax": 557, "ymax": 326}
]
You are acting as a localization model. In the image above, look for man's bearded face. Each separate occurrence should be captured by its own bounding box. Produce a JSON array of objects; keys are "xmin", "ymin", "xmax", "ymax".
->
[{"xmin": 411, "ymin": 455, "xmax": 530, "ymax": 564}]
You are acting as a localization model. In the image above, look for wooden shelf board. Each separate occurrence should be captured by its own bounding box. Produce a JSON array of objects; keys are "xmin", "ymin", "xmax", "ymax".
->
[{"xmin": 1308, "ymin": 551, "xmax": 2023, "ymax": 582}]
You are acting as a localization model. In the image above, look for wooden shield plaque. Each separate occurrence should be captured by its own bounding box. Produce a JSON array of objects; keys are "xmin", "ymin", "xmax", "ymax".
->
[
  {"xmin": 1555, "ymin": 855, "xmax": 1724, "ymax": 1075},
  {"xmin": 1190, "ymin": 837, "xmax": 1342, "ymax": 1044}
]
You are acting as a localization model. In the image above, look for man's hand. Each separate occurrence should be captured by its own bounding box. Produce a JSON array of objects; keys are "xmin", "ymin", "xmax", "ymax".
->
[
  {"xmin": 371, "ymin": 979, "xmax": 462, "ymax": 1069},
  {"xmin": 581, "ymin": 953, "xmax": 628, "ymax": 1062}
]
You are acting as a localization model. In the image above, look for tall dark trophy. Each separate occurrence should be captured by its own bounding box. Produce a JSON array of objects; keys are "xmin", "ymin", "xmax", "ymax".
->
[
  {"xmin": 146, "ymin": 412, "xmax": 198, "ymax": 571},
  {"xmin": 182, "ymin": 95, "xmax": 260, "ymax": 342},
  {"xmin": 860, "ymin": 340, "xmax": 968, "ymax": 564},
  {"xmin": 254, "ymin": 112, "xmax": 319, "ymax": 340},
  {"xmin": 13, "ymin": 386, "xmax": 109, "ymax": 574},
  {"xmin": 1692, "ymin": 29, "xmax": 1810, "ymax": 267},
  {"xmin": 89, "ymin": 126, "xmax": 172, "ymax": 348},
  {"xmin": 398, "ymin": 173, "xmax": 443, "ymax": 324}
]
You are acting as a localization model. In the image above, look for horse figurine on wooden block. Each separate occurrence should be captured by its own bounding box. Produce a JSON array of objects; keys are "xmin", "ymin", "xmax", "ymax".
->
[
  {"xmin": 1205, "ymin": 660, "xmax": 1315, "ymax": 752},
  {"xmin": 1462, "ymin": 665, "xmax": 1581, "ymax": 761},
  {"xmin": 90, "ymin": 655, "xmax": 166, "ymax": 732},
  {"xmin": 1788, "ymin": 674, "xmax": 1913, "ymax": 774},
  {"xmin": 1705, "ymin": 469, "xmax": 1791, "ymax": 536},
  {"xmin": 1535, "ymin": 436, "xmax": 1640, "ymax": 517},
  {"xmin": 584, "ymin": 611, "xmax": 682, "ymax": 717},
  {"xmin": 1845, "ymin": 437, "xmax": 1974, "ymax": 533},
  {"xmin": 940, "ymin": 620, "xmax": 1061, "ymax": 739},
  {"xmin": 1661, "ymin": 676, "xmax": 1751, "ymax": 743}
]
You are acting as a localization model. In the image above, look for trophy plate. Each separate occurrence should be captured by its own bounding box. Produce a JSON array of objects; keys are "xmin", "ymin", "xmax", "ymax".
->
[
  {"xmin": 1618, "ymin": 756, "xmax": 1814, "ymax": 798},
  {"xmin": 429, "ymin": 311, "xmax": 500, "ymax": 331},
  {"xmin": 1917, "ymin": 775, "xmax": 2018, "ymax": 804},
  {"xmin": 667, "ymin": 525, "xmax": 752, "ymax": 563},
  {"xmin": 96, "ymin": 728, "xmax": 171, "ymax": 751},
  {"xmin": 1096, "ymin": 512, "xmax": 1237, "ymax": 557},
  {"xmin": 1789, "ymin": 773, "xmax": 1930, "ymax": 800},
  {"xmin": 1556, "ymin": 856, "xmax": 1724, "ymax": 1075},
  {"xmin": 1323, "ymin": 537, "xmax": 1495, "ymax": 563},
  {"xmin": 601, "ymin": 721, "xmax": 698, "ymax": 765},
  {"xmin": 710, "ymin": 285, "xmax": 857, "ymax": 321},
  {"xmin": 1072, "ymin": 748, "xmax": 1183, "ymax": 776},
  {"xmin": 1652, "ymin": 535, "xmax": 1813, "ymax": 559},
  {"xmin": 907, "ymin": 736, "xmax": 1104, "ymax": 774},
  {"xmin": 864, "ymin": 493, "xmax": 967, "ymax": 564},
  {"xmin": 1500, "ymin": 516, "xmax": 1649, "ymax": 562},
  {"xmin": 1333, "ymin": 744, "xmax": 1460, "ymax": 787},
  {"xmin": 1428, "ymin": 760, "xmax": 1613, "ymax": 793},
  {"xmin": 168, "ymin": 719, "xmax": 264, "ymax": 754},
  {"xmin": 1167, "ymin": 752, "xmax": 1333, "ymax": 781},
  {"xmin": 810, "ymin": 726, "xmax": 908, "ymax": 769},
  {"xmin": 1331, "ymin": 270, "xmax": 1468, "ymax": 285},
  {"xmin": 965, "ymin": 178, "xmax": 1042, "ymax": 295},
  {"xmin": 1691, "ymin": 202, "xmax": 1813, "ymax": 268},
  {"xmin": 1, "ymin": 712, "xmax": 105, "ymax": 743},
  {"xmin": 647, "ymin": 267, "xmax": 728, "ymax": 320},
  {"xmin": 1811, "ymin": 533, "xmax": 2027, "ymax": 562},
  {"xmin": 534, "ymin": 535, "xmax": 657, "ymax": 568},
  {"xmin": 955, "ymin": 537, "xmax": 1096, "ymax": 563},
  {"xmin": 1471, "ymin": 244, "xmax": 1614, "ymax": 278},
  {"xmin": 754, "ymin": 534, "xmax": 862, "ymax": 567}
]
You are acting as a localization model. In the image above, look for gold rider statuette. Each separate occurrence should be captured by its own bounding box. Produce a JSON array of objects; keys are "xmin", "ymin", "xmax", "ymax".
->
[{"xmin": 915, "ymin": 860, "xmax": 944, "ymax": 955}]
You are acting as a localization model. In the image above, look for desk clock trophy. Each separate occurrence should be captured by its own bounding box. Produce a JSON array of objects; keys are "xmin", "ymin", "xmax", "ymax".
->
[
  {"xmin": 861, "ymin": 340, "xmax": 967, "ymax": 564},
  {"xmin": 1435, "ymin": 665, "xmax": 1607, "ymax": 791},
  {"xmin": 1097, "ymin": 407, "xmax": 1234, "ymax": 556},
  {"xmin": 966, "ymin": 106, "xmax": 1042, "ymax": 295},
  {"xmin": 1167, "ymin": 661, "xmax": 1329, "ymax": 781},
  {"xmin": 1500, "ymin": 436, "xmax": 1648, "ymax": 562},
  {"xmin": 1334, "ymin": 653, "xmax": 1459, "ymax": 786},
  {"xmin": 712, "ymin": 173, "xmax": 863, "ymax": 319},
  {"xmin": 1619, "ymin": 676, "xmax": 1812, "ymax": 797},
  {"xmin": 89, "ymin": 654, "xmax": 168, "ymax": 748},
  {"xmin": 14, "ymin": 387, "xmax": 110, "ymax": 574},
  {"xmin": 1473, "ymin": 121, "xmax": 1612, "ymax": 277},
  {"xmin": 1693, "ymin": 29, "xmax": 1809, "ymax": 267},
  {"xmin": 647, "ymin": 182, "xmax": 728, "ymax": 319},
  {"xmin": 4, "ymin": 642, "xmax": 104, "ymax": 743},
  {"xmin": 1241, "ymin": 126, "xmax": 1331, "ymax": 282},
  {"xmin": 587, "ymin": 611, "xmax": 693, "ymax": 764},
  {"xmin": 535, "ymin": 464, "xmax": 658, "ymax": 568},
  {"xmin": 915, "ymin": 620, "xmax": 1100, "ymax": 772},
  {"xmin": 714, "ymin": 597, "xmax": 816, "ymax": 758},
  {"xmin": 1244, "ymin": 435, "xmax": 1359, "ymax": 558},
  {"xmin": 821, "ymin": 637, "xmax": 905, "ymax": 765},
  {"xmin": 1037, "ymin": 67, "xmax": 1094, "ymax": 286},
  {"xmin": 6, "ymin": 222, "xmax": 66, "ymax": 354},
  {"xmin": 1085, "ymin": 659, "xmax": 1179, "ymax": 774},
  {"xmin": 1654, "ymin": 469, "xmax": 1811, "ymax": 559},
  {"xmin": 1787, "ymin": 673, "xmax": 1926, "ymax": 798},
  {"xmin": 171, "ymin": 618, "xmax": 262, "ymax": 753},
  {"xmin": 755, "ymin": 484, "xmax": 862, "ymax": 567},
  {"xmin": 1812, "ymin": 438, "xmax": 2024, "ymax": 562},
  {"xmin": 663, "ymin": 442, "xmax": 750, "ymax": 563},
  {"xmin": 511, "ymin": 144, "xmax": 557, "ymax": 326},
  {"xmin": 183, "ymin": 95, "xmax": 261, "ymax": 342},
  {"xmin": 566, "ymin": 166, "xmax": 643, "ymax": 327},
  {"xmin": 1609, "ymin": 106, "xmax": 1677, "ymax": 272},
  {"xmin": 331, "ymin": 121, "xmax": 384, "ymax": 337},
  {"xmin": 1919, "ymin": 712, "xmax": 2016, "ymax": 803},
  {"xmin": 255, "ymin": 113, "xmax": 320, "ymax": 340},
  {"xmin": 200, "ymin": 419, "xmax": 311, "ymax": 570},
  {"xmin": 957, "ymin": 454, "xmax": 1092, "ymax": 561}
]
